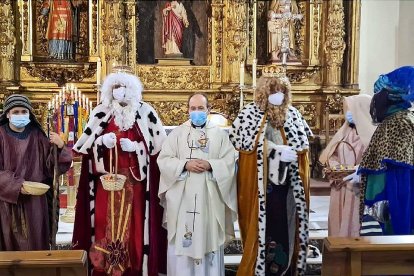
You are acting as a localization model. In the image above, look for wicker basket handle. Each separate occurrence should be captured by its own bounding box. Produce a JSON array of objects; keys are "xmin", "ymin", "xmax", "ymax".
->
[
  {"xmin": 326, "ymin": 139, "xmax": 357, "ymax": 168},
  {"xmin": 109, "ymin": 145, "xmax": 118, "ymax": 177}
]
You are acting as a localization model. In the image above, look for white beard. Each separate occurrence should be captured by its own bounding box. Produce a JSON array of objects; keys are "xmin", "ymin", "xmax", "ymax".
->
[{"xmin": 111, "ymin": 100, "xmax": 138, "ymax": 131}]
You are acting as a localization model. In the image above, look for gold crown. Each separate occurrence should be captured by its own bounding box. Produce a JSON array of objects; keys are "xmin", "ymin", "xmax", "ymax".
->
[
  {"xmin": 111, "ymin": 65, "xmax": 134, "ymax": 74},
  {"xmin": 262, "ymin": 64, "xmax": 291, "ymax": 88}
]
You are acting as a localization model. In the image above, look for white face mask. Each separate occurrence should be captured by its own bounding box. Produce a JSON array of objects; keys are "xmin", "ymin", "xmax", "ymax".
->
[
  {"xmin": 113, "ymin": 87, "xmax": 126, "ymax": 101},
  {"xmin": 268, "ymin": 92, "xmax": 285, "ymax": 106}
]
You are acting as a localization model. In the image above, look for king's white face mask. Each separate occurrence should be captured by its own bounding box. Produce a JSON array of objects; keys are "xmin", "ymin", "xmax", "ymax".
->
[
  {"xmin": 268, "ymin": 92, "xmax": 285, "ymax": 106},
  {"xmin": 113, "ymin": 86, "xmax": 126, "ymax": 101}
]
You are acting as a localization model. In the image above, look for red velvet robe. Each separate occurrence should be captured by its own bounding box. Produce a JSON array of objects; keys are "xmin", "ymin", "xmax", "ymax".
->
[{"xmin": 73, "ymin": 118, "xmax": 166, "ymax": 275}]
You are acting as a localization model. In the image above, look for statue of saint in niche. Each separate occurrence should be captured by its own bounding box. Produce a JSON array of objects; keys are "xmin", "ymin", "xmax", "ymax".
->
[
  {"xmin": 267, "ymin": 0, "xmax": 302, "ymax": 63},
  {"xmin": 38, "ymin": 0, "xmax": 82, "ymax": 60},
  {"xmin": 162, "ymin": 1, "xmax": 189, "ymax": 57}
]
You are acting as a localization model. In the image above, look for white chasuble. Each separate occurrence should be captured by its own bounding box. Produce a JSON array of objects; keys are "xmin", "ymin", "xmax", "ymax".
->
[{"xmin": 158, "ymin": 121, "xmax": 237, "ymax": 274}]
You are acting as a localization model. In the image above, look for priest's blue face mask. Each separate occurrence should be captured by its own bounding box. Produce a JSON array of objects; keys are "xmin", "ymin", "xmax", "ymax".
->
[
  {"xmin": 190, "ymin": 111, "xmax": 207, "ymax": 126},
  {"xmin": 10, "ymin": 114, "xmax": 30, "ymax": 128}
]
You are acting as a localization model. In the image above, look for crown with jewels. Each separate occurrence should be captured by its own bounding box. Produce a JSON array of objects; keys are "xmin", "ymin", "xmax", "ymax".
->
[
  {"xmin": 111, "ymin": 65, "xmax": 134, "ymax": 74},
  {"xmin": 262, "ymin": 64, "xmax": 291, "ymax": 88}
]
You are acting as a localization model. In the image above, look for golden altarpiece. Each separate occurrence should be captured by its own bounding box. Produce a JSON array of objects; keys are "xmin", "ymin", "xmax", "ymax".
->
[{"xmin": 0, "ymin": 0, "xmax": 361, "ymax": 135}]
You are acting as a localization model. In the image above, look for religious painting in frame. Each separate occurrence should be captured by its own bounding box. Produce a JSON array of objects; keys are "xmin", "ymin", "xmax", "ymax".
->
[
  {"xmin": 32, "ymin": 0, "xmax": 90, "ymax": 61},
  {"xmin": 136, "ymin": 0, "xmax": 209, "ymax": 66}
]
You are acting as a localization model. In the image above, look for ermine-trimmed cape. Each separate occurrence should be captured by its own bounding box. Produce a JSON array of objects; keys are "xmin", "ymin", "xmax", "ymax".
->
[
  {"xmin": 230, "ymin": 103, "xmax": 312, "ymax": 276},
  {"xmin": 72, "ymin": 102, "xmax": 167, "ymax": 275}
]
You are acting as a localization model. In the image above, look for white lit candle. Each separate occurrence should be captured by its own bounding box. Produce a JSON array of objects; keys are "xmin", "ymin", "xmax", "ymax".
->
[
  {"xmin": 97, "ymin": 89, "xmax": 100, "ymax": 104},
  {"xmin": 48, "ymin": 101, "xmax": 51, "ymax": 110},
  {"xmin": 70, "ymin": 87, "xmax": 74, "ymax": 99},
  {"xmin": 282, "ymin": 52, "xmax": 287, "ymax": 65},
  {"xmin": 97, "ymin": 57, "xmax": 101, "ymax": 85},
  {"xmin": 252, "ymin": 58, "xmax": 257, "ymax": 87},
  {"xmin": 74, "ymin": 87, "xmax": 78, "ymax": 101},
  {"xmin": 82, "ymin": 94, "xmax": 86, "ymax": 108},
  {"xmin": 55, "ymin": 94, "xmax": 59, "ymax": 109},
  {"xmin": 89, "ymin": 101, "xmax": 92, "ymax": 112},
  {"xmin": 78, "ymin": 90, "xmax": 82, "ymax": 106},
  {"xmin": 240, "ymin": 61, "xmax": 245, "ymax": 87}
]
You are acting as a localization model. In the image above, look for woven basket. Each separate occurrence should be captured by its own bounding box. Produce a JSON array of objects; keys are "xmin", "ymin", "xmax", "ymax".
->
[
  {"xmin": 100, "ymin": 146, "xmax": 126, "ymax": 191},
  {"xmin": 23, "ymin": 181, "xmax": 50, "ymax": 195},
  {"xmin": 323, "ymin": 140, "xmax": 357, "ymax": 189}
]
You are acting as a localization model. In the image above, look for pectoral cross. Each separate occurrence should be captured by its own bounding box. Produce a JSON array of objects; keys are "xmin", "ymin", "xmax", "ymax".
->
[{"xmin": 186, "ymin": 194, "xmax": 200, "ymax": 232}]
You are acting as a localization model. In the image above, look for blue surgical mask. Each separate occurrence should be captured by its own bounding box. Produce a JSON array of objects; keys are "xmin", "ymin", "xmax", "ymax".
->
[
  {"xmin": 190, "ymin": 111, "xmax": 207, "ymax": 126},
  {"xmin": 10, "ymin": 114, "xmax": 30, "ymax": 128},
  {"xmin": 345, "ymin": 111, "xmax": 354, "ymax": 124}
]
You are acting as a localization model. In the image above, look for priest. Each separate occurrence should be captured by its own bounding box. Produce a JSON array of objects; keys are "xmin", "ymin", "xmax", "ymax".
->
[{"xmin": 158, "ymin": 93, "xmax": 237, "ymax": 276}]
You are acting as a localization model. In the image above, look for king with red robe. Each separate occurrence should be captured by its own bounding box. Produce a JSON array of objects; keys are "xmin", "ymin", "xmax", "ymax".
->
[{"xmin": 72, "ymin": 69, "xmax": 167, "ymax": 275}]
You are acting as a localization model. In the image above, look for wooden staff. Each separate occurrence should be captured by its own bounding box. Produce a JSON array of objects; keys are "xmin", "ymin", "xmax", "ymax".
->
[{"xmin": 51, "ymin": 144, "xmax": 59, "ymax": 250}]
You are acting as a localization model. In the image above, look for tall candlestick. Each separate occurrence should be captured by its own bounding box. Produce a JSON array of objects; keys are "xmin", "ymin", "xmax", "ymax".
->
[
  {"xmin": 252, "ymin": 58, "xmax": 257, "ymax": 87},
  {"xmin": 240, "ymin": 61, "xmax": 245, "ymax": 87},
  {"xmin": 282, "ymin": 52, "xmax": 287, "ymax": 65},
  {"xmin": 240, "ymin": 87, "xmax": 244, "ymax": 110},
  {"xmin": 97, "ymin": 57, "xmax": 101, "ymax": 85}
]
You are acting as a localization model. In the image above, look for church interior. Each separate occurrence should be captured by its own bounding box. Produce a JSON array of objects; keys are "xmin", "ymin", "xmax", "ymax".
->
[{"xmin": 0, "ymin": 0, "xmax": 414, "ymax": 275}]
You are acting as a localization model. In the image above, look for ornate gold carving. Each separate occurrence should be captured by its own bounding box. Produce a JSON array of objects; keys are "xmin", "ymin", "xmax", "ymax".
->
[
  {"xmin": 101, "ymin": 1, "xmax": 125, "ymax": 64},
  {"xmin": 22, "ymin": 62, "xmax": 97, "ymax": 86},
  {"xmin": 22, "ymin": 0, "xmax": 30, "ymax": 55},
  {"xmin": 225, "ymin": 1, "xmax": 247, "ymax": 62},
  {"xmin": 212, "ymin": 3, "xmax": 224, "ymax": 80},
  {"xmin": 150, "ymin": 101, "xmax": 188, "ymax": 126},
  {"xmin": 324, "ymin": 0, "xmax": 346, "ymax": 86},
  {"xmin": 137, "ymin": 66, "xmax": 209, "ymax": 90},
  {"xmin": 295, "ymin": 0, "xmax": 306, "ymax": 60},
  {"xmin": 91, "ymin": 0, "xmax": 98, "ymax": 55},
  {"xmin": 311, "ymin": 0, "xmax": 322, "ymax": 60},
  {"xmin": 262, "ymin": 64, "xmax": 287, "ymax": 78},
  {"xmin": 326, "ymin": 91, "xmax": 343, "ymax": 114},
  {"xmin": 294, "ymin": 103, "xmax": 317, "ymax": 128},
  {"xmin": 286, "ymin": 66, "xmax": 320, "ymax": 83},
  {"xmin": 123, "ymin": 0, "xmax": 136, "ymax": 67},
  {"xmin": 247, "ymin": 0, "xmax": 255, "ymax": 59},
  {"xmin": 211, "ymin": 90, "xmax": 239, "ymax": 122},
  {"xmin": 0, "ymin": 0, "xmax": 15, "ymax": 81}
]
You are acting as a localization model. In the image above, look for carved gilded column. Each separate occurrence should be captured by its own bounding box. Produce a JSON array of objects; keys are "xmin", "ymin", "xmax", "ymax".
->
[
  {"xmin": 211, "ymin": 1, "xmax": 225, "ymax": 85},
  {"xmin": 223, "ymin": 0, "xmax": 248, "ymax": 84},
  {"xmin": 309, "ymin": 0, "xmax": 323, "ymax": 65},
  {"xmin": 19, "ymin": 0, "xmax": 32, "ymax": 61},
  {"xmin": 342, "ymin": 0, "xmax": 361, "ymax": 89},
  {"xmin": 124, "ymin": 0, "xmax": 136, "ymax": 69},
  {"xmin": 88, "ymin": 0, "xmax": 99, "ymax": 59},
  {"xmin": 323, "ymin": 0, "xmax": 345, "ymax": 87},
  {"xmin": 246, "ymin": 0, "xmax": 256, "ymax": 63},
  {"xmin": 101, "ymin": 0, "xmax": 126, "ymax": 75},
  {"xmin": 0, "ymin": 0, "xmax": 16, "ymax": 82}
]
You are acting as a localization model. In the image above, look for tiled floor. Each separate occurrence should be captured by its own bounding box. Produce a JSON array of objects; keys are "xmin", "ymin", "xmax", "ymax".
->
[{"xmin": 57, "ymin": 195, "xmax": 330, "ymax": 271}]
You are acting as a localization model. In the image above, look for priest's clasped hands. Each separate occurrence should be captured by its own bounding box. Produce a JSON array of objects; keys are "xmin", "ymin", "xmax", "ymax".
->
[{"xmin": 185, "ymin": 159, "xmax": 211, "ymax": 173}]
